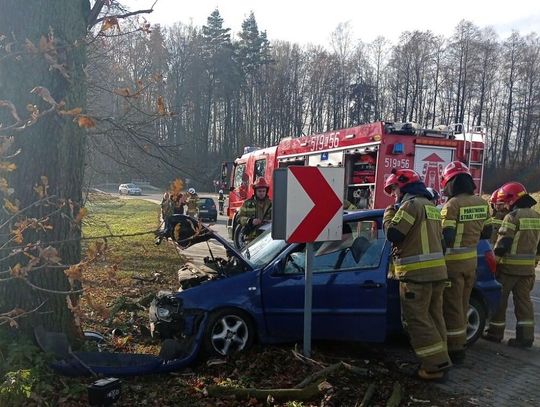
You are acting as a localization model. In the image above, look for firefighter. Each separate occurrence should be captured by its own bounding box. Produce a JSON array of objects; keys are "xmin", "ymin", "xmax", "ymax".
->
[
  {"xmin": 440, "ymin": 161, "xmax": 491, "ymax": 364},
  {"xmin": 483, "ymin": 182, "xmax": 540, "ymax": 347},
  {"xmin": 487, "ymin": 188, "xmax": 507, "ymax": 245},
  {"xmin": 218, "ymin": 189, "xmax": 225, "ymax": 215},
  {"xmin": 383, "ymin": 168, "xmax": 451, "ymax": 381},
  {"xmin": 238, "ymin": 177, "xmax": 272, "ymax": 244},
  {"xmin": 186, "ymin": 188, "xmax": 199, "ymax": 218}
]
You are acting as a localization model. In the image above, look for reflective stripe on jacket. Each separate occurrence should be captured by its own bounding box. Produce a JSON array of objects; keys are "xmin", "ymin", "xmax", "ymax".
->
[
  {"xmin": 383, "ymin": 195, "xmax": 447, "ymax": 282},
  {"xmin": 441, "ymin": 194, "xmax": 489, "ymax": 262},
  {"xmin": 495, "ymin": 208, "xmax": 540, "ymax": 276}
]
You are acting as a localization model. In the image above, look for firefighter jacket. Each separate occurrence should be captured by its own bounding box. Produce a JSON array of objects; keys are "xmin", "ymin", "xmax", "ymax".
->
[
  {"xmin": 441, "ymin": 194, "xmax": 489, "ymax": 262},
  {"xmin": 494, "ymin": 208, "xmax": 540, "ymax": 276},
  {"xmin": 383, "ymin": 195, "xmax": 447, "ymax": 283},
  {"xmin": 239, "ymin": 196, "xmax": 272, "ymax": 239},
  {"xmin": 487, "ymin": 210, "xmax": 506, "ymax": 245},
  {"xmin": 186, "ymin": 193, "xmax": 199, "ymax": 215},
  {"xmin": 218, "ymin": 193, "xmax": 225, "ymax": 203}
]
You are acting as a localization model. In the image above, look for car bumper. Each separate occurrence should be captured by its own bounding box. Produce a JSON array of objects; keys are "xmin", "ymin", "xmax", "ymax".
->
[
  {"xmin": 149, "ymin": 293, "xmax": 205, "ymax": 340},
  {"xmin": 198, "ymin": 209, "xmax": 217, "ymax": 220}
]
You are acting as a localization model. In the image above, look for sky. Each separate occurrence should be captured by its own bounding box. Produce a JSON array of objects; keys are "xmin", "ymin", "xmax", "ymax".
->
[{"xmin": 122, "ymin": 0, "xmax": 540, "ymax": 45}]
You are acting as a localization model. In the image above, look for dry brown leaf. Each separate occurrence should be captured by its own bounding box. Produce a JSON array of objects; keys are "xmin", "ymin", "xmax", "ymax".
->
[
  {"xmin": 0, "ymin": 161, "xmax": 16, "ymax": 172},
  {"xmin": 10, "ymin": 263, "xmax": 24, "ymax": 278},
  {"xmin": 65, "ymin": 264, "xmax": 83, "ymax": 282},
  {"xmin": 100, "ymin": 17, "xmax": 120, "ymax": 32},
  {"xmin": 58, "ymin": 107, "xmax": 83, "ymax": 116},
  {"xmin": 4, "ymin": 198, "xmax": 19, "ymax": 214},
  {"xmin": 156, "ymin": 95, "xmax": 167, "ymax": 115},
  {"xmin": 0, "ymin": 177, "xmax": 8, "ymax": 193},
  {"xmin": 39, "ymin": 246, "xmax": 61, "ymax": 264},
  {"xmin": 113, "ymin": 87, "xmax": 131, "ymax": 97},
  {"xmin": 0, "ymin": 100, "xmax": 21, "ymax": 122},
  {"xmin": 75, "ymin": 207, "xmax": 88, "ymax": 223},
  {"xmin": 25, "ymin": 39, "xmax": 38, "ymax": 53},
  {"xmin": 170, "ymin": 178, "xmax": 184, "ymax": 196},
  {"xmin": 76, "ymin": 115, "xmax": 96, "ymax": 128}
]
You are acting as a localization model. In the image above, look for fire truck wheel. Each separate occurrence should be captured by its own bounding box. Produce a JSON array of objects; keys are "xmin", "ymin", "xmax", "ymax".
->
[{"xmin": 233, "ymin": 225, "xmax": 248, "ymax": 250}]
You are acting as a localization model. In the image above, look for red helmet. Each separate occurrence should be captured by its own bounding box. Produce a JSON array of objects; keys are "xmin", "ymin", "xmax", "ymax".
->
[
  {"xmin": 441, "ymin": 161, "xmax": 471, "ymax": 188},
  {"xmin": 252, "ymin": 177, "xmax": 269, "ymax": 190},
  {"xmin": 384, "ymin": 169, "xmax": 421, "ymax": 195},
  {"xmin": 497, "ymin": 182, "xmax": 527, "ymax": 207},
  {"xmin": 489, "ymin": 189, "xmax": 500, "ymax": 205}
]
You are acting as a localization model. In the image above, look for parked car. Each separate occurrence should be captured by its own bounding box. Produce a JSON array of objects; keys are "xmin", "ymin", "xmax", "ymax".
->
[
  {"xmin": 118, "ymin": 183, "xmax": 142, "ymax": 196},
  {"xmin": 197, "ymin": 197, "xmax": 218, "ymax": 222},
  {"xmin": 150, "ymin": 210, "xmax": 501, "ymax": 357}
]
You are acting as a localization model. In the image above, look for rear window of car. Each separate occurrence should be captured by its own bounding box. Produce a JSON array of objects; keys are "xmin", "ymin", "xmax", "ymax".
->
[
  {"xmin": 198, "ymin": 198, "xmax": 214, "ymax": 207},
  {"xmin": 126, "ymin": 184, "xmax": 137, "ymax": 188}
]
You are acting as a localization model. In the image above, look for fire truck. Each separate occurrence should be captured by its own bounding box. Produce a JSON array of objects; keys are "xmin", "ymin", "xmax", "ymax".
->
[{"xmin": 222, "ymin": 121, "xmax": 486, "ymax": 246}]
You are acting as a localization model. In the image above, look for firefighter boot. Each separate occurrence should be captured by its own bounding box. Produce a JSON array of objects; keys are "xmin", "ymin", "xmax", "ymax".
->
[
  {"xmin": 448, "ymin": 349, "xmax": 466, "ymax": 365},
  {"xmin": 507, "ymin": 326, "xmax": 533, "ymax": 348}
]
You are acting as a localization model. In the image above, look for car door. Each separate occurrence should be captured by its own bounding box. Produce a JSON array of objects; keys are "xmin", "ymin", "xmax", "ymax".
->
[{"xmin": 260, "ymin": 217, "xmax": 389, "ymax": 342}]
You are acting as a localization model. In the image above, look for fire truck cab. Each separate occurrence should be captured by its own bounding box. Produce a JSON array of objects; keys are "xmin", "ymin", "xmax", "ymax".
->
[{"xmin": 223, "ymin": 121, "xmax": 485, "ymax": 246}]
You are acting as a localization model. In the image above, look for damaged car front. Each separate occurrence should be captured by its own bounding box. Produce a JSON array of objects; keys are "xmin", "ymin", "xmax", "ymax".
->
[{"xmin": 149, "ymin": 216, "xmax": 286, "ymax": 356}]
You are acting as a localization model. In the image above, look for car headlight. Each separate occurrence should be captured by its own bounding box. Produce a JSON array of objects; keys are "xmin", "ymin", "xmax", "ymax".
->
[{"xmin": 156, "ymin": 307, "xmax": 171, "ymax": 319}]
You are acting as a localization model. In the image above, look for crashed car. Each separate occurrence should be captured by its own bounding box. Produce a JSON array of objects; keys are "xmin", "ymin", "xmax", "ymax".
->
[{"xmin": 150, "ymin": 211, "xmax": 501, "ymax": 357}]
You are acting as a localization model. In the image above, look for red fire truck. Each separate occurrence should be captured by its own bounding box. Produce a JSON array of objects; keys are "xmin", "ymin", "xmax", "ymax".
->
[{"xmin": 222, "ymin": 121, "xmax": 486, "ymax": 246}]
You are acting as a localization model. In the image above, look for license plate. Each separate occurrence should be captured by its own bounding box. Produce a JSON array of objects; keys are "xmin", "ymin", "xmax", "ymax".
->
[{"xmin": 199, "ymin": 210, "xmax": 208, "ymax": 214}]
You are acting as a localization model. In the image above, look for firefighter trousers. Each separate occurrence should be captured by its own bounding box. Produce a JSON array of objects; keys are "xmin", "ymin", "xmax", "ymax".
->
[
  {"xmin": 443, "ymin": 259, "xmax": 476, "ymax": 352},
  {"xmin": 486, "ymin": 273, "xmax": 535, "ymax": 342},
  {"xmin": 400, "ymin": 281, "xmax": 452, "ymax": 373}
]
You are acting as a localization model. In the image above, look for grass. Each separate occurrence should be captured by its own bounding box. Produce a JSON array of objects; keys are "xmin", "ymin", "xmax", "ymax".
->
[{"xmin": 83, "ymin": 194, "xmax": 182, "ymax": 276}]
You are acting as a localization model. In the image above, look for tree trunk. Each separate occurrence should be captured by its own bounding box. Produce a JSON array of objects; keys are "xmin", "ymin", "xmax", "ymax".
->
[{"xmin": 0, "ymin": 0, "xmax": 89, "ymax": 338}]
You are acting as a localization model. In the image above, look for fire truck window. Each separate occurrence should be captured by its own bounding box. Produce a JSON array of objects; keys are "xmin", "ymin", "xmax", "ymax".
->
[
  {"xmin": 233, "ymin": 163, "xmax": 247, "ymax": 189},
  {"xmin": 254, "ymin": 159, "xmax": 266, "ymax": 180}
]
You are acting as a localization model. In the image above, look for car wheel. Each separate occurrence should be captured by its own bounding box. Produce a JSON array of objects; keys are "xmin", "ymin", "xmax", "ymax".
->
[
  {"xmin": 466, "ymin": 296, "xmax": 486, "ymax": 346},
  {"xmin": 233, "ymin": 225, "xmax": 248, "ymax": 250},
  {"xmin": 203, "ymin": 308, "xmax": 254, "ymax": 357}
]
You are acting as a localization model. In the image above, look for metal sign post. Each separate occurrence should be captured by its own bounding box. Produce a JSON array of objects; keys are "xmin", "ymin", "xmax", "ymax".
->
[{"xmin": 303, "ymin": 242, "xmax": 314, "ymax": 357}]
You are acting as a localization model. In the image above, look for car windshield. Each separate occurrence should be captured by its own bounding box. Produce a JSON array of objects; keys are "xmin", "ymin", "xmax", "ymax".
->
[
  {"xmin": 126, "ymin": 184, "xmax": 137, "ymax": 188},
  {"xmin": 241, "ymin": 228, "xmax": 288, "ymax": 268}
]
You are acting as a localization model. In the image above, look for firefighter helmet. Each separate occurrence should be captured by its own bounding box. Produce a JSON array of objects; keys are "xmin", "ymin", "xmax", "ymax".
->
[
  {"xmin": 218, "ymin": 189, "xmax": 223, "ymax": 194},
  {"xmin": 252, "ymin": 177, "xmax": 269, "ymax": 190},
  {"xmin": 384, "ymin": 168, "xmax": 421, "ymax": 195},
  {"xmin": 441, "ymin": 161, "xmax": 471, "ymax": 188},
  {"xmin": 489, "ymin": 189, "xmax": 500, "ymax": 205},
  {"xmin": 188, "ymin": 188, "xmax": 196, "ymax": 194},
  {"xmin": 497, "ymin": 182, "xmax": 528, "ymax": 207}
]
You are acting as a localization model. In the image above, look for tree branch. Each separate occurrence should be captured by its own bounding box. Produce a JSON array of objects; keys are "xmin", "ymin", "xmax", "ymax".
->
[{"xmin": 90, "ymin": 1, "xmax": 157, "ymax": 28}]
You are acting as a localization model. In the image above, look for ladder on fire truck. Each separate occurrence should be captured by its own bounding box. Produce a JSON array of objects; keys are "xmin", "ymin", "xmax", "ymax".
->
[{"xmin": 455, "ymin": 124, "xmax": 486, "ymax": 193}]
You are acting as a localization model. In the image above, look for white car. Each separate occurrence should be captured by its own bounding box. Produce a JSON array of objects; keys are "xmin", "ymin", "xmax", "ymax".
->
[{"xmin": 118, "ymin": 183, "xmax": 142, "ymax": 195}]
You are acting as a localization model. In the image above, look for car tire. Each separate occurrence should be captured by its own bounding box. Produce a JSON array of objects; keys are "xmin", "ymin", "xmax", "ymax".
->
[
  {"xmin": 203, "ymin": 308, "xmax": 255, "ymax": 357},
  {"xmin": 466, "ymin": 296, "xmax": 486, "ymax": 346}
]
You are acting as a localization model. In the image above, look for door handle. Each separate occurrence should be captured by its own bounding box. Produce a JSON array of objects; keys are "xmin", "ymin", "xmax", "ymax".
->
[{"xmin": 359, "ymin": 280, "xmax": 383, "ymax": 288}]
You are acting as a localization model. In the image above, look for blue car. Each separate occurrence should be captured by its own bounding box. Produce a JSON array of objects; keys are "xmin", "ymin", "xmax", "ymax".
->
[{"xmin": 150, "ymin": 210, "xmax": 501, "ymax": 357}]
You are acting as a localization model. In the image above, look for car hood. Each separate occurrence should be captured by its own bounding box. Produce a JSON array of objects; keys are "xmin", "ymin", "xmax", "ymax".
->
[{"xmin": 168, "ymin": 214, "xmax": 243, "ymax": 258}]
